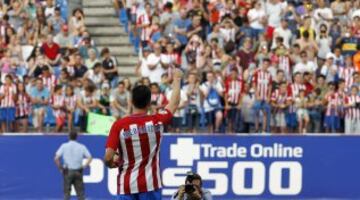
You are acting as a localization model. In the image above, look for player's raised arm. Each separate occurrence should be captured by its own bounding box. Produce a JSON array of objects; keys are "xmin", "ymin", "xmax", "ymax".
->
[{"xmin": 165, "ymin": 69, "xmax": 183, "ymax": 114}]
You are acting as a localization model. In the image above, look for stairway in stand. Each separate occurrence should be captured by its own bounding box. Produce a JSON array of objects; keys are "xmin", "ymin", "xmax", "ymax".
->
[{"xmin": 83, "ymin": 0, "xmax": 138, "ymax": 83}]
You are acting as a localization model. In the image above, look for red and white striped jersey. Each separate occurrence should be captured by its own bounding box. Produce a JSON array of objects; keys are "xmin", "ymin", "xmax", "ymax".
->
[
  {"xmin": 271, "ymin": 89, "xmax": 289, "ymax": 113},
  {"xmin": 16, "ymin": 93, "xmax": 31, "ymax": 117},
  {"xmin": 338, "ymin": 67, "xmax": 357, "ymax": 91},
  {"xmin": 225, "ymin": 79, "xmax": 244, "ymax": 104},
  {"xmin": 278, "ymin": 56, "xmax": 292, "ymax": 82},
  {"xmin": 151, "ymin": 93, "xmax": 167, "ymax": 107},
  {"xmin": 252, "ymin": 69, "xmax": 272, "ymax": 100},
  {"xmin": 106, "ymin": 109, "xmax": 173, "ymax": 194},
  {"xmin": 344, "ymin": 95, "xmax": 360, "ymax": 119},
  {"xmin": 136, "ymin": 12, "xmax": 152, "ymax": 41},
  {"xmin": 325, "ymin": 93, "xmax": 342, "ymax": 116},
  {"xmin": 64, "ymin": 95, "xmax": 77, "ymax": 111},
  {"xmin": 288, "ymin": 83, "xmax": 306, "ymax": 98},
  {"xmin": 0, "ymin": 84, "xmax": 17, "ymax": 107},
  {"xmin": 41, "ymin": 75, "xmax": 57, "ymax": 90},
  {"xmin": 51, "ymin": 94, "xmax": 65, "ymax": 117}
]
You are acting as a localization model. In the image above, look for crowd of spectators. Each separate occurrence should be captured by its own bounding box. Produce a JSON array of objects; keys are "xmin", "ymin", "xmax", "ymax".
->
[
  {"xmin": 0, "ymin": 0, "xmax": 122, "ymax": 133},
  {"xmin": 121, "ymin": 0, "xmax": 360, "ymax": 134},
  {"xmin": 0, "ymin": 0, "xmax": 360, "ymax": 134}
]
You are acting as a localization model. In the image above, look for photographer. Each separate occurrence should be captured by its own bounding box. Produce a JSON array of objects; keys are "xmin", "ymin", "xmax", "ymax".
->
[{"xmin": 171, "ymin": 172, "xmax": 212, "ymax": 200}]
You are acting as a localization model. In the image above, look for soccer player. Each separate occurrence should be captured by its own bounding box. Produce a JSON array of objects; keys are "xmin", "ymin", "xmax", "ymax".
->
[{"xmin": 104, "ymin": 69, "xmax": 182, "ymax": 199}]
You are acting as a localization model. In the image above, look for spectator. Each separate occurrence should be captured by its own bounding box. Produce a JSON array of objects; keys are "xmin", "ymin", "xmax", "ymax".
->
[
  {"xmin": 78, "ymin": 35, "xmax": 98, "ymax": 59},
  {"xmin": 84, "ymin": 49, "xmax": 99, "ymax": 69},
  {"xmin": 324, "ymin": 82, "xmax": 342, "ymax": 133},
  {"xmin": 200, "ymin": 71, "xmax": 224, "ymax": 133},
  {"xmin": 0, "ymin": 74, "xmax": 17, "ymax": 132},
  {"xmin": 174, "ymin": 8, "xmax": 191, "ymax": 47},
  {"xmin": 344, "ymin": 86, "xmax": 360, "ymax": 134},
  {"xmin": 48, "ymin": 7, "xmax": 65, "ymax": 34},
  {"xmin": 101, "ymin": 47, "xmax": 118, "ymax": 87},
  {"xmin": 253, "ymin": 58, "xmax": 272, "ymax": 133},
  {"xmin": 69, "ymin": 8, "xmax": 85, "ymax": 36},
  {"xmin": 15, "ymin": 82, "xmax": 31, "ymax": 132},
  {"xmin": 54, "ymin": 25, "xmax": 75, "ymax": 51},
  {"xmin": 73, "ymin": 54, "xmax": 87, "ymax": 79},
  {"xmin": 110, "ymin": 81, "xmax": 131, "ymax": 119},
  {"xmin": 64, "ymin": 86, "xmax": 77, "ymax": 131},
  {"xmin": 84, "ymin": 62, "xmax": 104, "ymax": 89},
  {"xmin": 41, "ymin": 34, "xmax": 61, "ymax": 65},
  {"xmin": 224, "ymin": 68, "xmax": 243, "ymax": 132},
  {"xmin": 136, "ymin": 3, "xmax": 152, "ymax": 49},
  {"xmin": 183, "ymin": 73, "xmax": 201, "ymax": 133},
  {"xmin": 150, "ymin": 82, "xmax": 168, "ymax": 113},
  {"xmin": 77, "ymin": 84, "xmax": 99, "ymax": 131},
  {"xmin": 295, "ymin": 89, "xmax": 310, "ymax": 134},
  {"xmin": 247, "ymin": 1, "xmax": 266, "ymax": 38},
  {"xmin": 51, "ymin": 85, "xmax": 66, "ymax": 132},
  {"xmin": 30, "ymin": 78, "xmax": 50, "ymax": 132},
  {"xmin": 271, "ymin": 81, "xmax": 289, "ymax": 134}
]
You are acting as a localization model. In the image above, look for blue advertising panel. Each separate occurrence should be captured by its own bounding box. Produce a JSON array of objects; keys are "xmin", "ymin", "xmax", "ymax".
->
[{"xmin": 0, "ymin": 135, "xmax": 360, "ymax": 200}]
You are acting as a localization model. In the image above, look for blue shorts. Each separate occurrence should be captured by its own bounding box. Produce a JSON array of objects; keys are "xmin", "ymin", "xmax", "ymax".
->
[
  {"xmin": 117, "ymin": 189, "xmax": 161, "ymax": 200},
  {"xmin": 253, "ymin": 100, "xmax": 271, "ymax": 114},
  {"xmin": 324, "ymin": 115, "xmax": 340, "ymax": 130},
  {"xmin": 0, "ymin": 107, "xmax": 16, "ymax": 122},
  {"xmin": 286, "ymin": 112, "xmax": 298, "ymax": 128}
]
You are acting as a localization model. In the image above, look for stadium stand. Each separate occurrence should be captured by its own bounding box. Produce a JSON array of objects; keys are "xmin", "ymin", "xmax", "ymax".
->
[{"xmin": 0, "ymin": 0, "xmax": 359, "ymax": 134}]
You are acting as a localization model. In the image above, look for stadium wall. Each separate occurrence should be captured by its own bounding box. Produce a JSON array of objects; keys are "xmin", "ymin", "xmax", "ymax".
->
[{"xmin": 1, "ymin": 134, "xmax": 360, "ymax": 200}]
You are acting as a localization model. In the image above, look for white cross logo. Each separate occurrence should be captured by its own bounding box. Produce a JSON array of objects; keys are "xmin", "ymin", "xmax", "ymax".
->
[{"xmin": 170, "ymin": 138, "xmax": 200, "ymax": 166}]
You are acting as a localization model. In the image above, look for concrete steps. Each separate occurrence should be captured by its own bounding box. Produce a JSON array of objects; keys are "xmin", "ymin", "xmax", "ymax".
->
[
  {"xmin": 83, "ymin": 0, "xmax": 113, "ymax": 7},
  {"xmin": 84, "ymin": 7, "xmax": 114, "ymax": 17},
  {"xmin": 87, "ymin": 27, "xmax": 127, "ymax": 37},
  {"xmin": 93, "ymin": 36, "xmax": 130, "ymax": 46},
  {"xmin": 84, "ymin": 17, "xmax": 120, "ymax": 26},
  {"xmin": 83, "ymin": 0, "xmax": 138, "ymax": 80}
]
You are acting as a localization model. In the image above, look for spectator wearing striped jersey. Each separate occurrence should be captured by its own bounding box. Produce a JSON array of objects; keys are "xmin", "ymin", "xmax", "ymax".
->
[
  {"xmin": 287, "ymin": 72, "xmax": 306, "ymax": 131},
  {"xmin": 136, "ymin": 2, "xmax": 152, "ymax": 49},
  {"xmin": 0, "ymin": 75, "xmax": 17, "ymax": 132},
  {"xmin": 15, "ymin": 82, "xmax": 31, "ymax": 132},
  {"xmin": 64, "ymin": 86, "xmax": 77, "ymax": 132},
  {"xmin": 150, "ymin": 83, "xmax": 168, "ymax": 114},
  {"xmin": 339, "ymin": 55, "xmax": 358, "ymax": 92},
  {"xmin": 271, "ymin": 82, "xmax": 289, "ymax": 134},
  {"xmin": 295, "ymin": 89, "xmax": 310, "ymax": 134},
  {"xmin": 344, "ymin": 86, "xmax": 360, "ymax": 134},
  {"xmin": 253, "ymin": 58, "xmax": 272, "ymax": 133},
  {"xmin": 51, "ymin": 85, "xmax": 66, "ymax": 132},
  {"xmin": 324, "ymin": 82, "xmax": 342, "ymax": 133},
  {"xmin": 224, "ymin": 68, "xmax": 244, "ymax": 133}
]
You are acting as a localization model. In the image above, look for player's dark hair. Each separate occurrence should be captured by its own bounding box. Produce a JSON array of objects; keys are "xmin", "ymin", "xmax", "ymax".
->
[
  {"xmin": 69, "ymin": 131, "xmax": 77, "ymax": 140},
  {"xmin": 131, "ymin": 85, "xmax": 151, "ymax": 109}
]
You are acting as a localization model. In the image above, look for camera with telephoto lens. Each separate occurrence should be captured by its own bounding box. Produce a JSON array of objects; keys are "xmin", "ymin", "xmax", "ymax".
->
[{"xmin": 185, "ymin": 172, "xmax": 196, "ymax": 194}]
